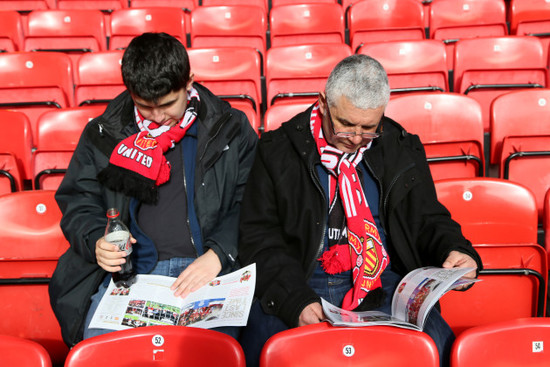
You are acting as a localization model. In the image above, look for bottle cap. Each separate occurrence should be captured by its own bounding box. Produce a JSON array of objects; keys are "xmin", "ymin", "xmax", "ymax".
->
[{"xmin": 106, "ymin": 208, "xmax": 120, "ymax": 219}]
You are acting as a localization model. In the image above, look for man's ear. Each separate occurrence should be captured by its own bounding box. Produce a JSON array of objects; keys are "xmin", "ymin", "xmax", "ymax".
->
[
  {"xmin": 318, "ymin": 91, "xmax": 327, "ymax": 115},
  {"xmin": 186, "ymin": 72, "xmax": 195, "ymax": 91}
]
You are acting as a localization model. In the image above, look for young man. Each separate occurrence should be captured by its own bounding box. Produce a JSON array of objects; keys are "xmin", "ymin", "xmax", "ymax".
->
[
  {"xmin": 49, "ymin": 32, "xmax": 258, "ymax": 347},
  {"xmin": 238, "ymin": 54, "xmax": 481, "ymax": 367}
]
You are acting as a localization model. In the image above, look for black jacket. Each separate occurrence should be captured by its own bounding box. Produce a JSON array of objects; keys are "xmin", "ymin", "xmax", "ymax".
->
[
  {"xmin": 49, "ymin": 84, "xmax": 258, "ymax": 347},
  {"xmin": 238, "ymin": 106, "xmax": 482, "ymax": 328}
]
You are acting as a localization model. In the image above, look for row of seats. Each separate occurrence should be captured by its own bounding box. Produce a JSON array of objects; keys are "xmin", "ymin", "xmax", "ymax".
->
[
  {"xmin": 1, "ymin": 1, "xmax": 549, "ymax": 54},
  {"xmin": 0, "ymin": 34, "xmax": 548, "ymax": 133},
  {"xmin": 3, "ymin": 87, "xmax": 549, "ymax": 226},
  {"xmin": 5, "ymin": 318, "xmax": 550, "ymax": 366},
  {"xmin": 0, "ymin": 182, "xmax": 548, "ymax": 365}
]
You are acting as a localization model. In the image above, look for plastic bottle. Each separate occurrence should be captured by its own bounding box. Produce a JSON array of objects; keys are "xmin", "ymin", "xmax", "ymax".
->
[{"xmin": 105, "ymin": 208, "xmax": 136, "ymax": 288}]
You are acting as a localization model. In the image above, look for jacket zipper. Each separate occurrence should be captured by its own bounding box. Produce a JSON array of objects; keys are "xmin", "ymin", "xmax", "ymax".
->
[
  {"xmin": 306, "ymin": 164, "xmax": 328, "ymax": 279},
  {"xmin": 181, "ymin": 162, "xmax": 198, "ymax": 258}
]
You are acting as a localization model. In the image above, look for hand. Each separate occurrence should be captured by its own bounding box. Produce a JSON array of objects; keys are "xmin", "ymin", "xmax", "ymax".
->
[
  {"xmin": 96, "ymin": 236, "xmax": 137, "ymax": 273},
  {"xmin": 442, "ymin": 250, "xmax": 478, "ymax": 290},
  {"xmin": 171, "ymin": 249, "xmax": 222, "ymax": 298},
  {"xmin": 298, "ymin": 302, "xmax": 324, "ymax": 327}
]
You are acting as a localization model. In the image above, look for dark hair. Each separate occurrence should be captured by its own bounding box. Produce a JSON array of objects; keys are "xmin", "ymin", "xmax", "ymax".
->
[{"xmin": 121, "ymin": 32, "xmax": 191, "ymax": 103}]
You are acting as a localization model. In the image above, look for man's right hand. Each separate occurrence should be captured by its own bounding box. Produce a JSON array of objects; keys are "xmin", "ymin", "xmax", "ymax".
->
[
  {"xmin": 95, "ymin": 236, "xmax": 136, "ymax": 272},
  {"xmin": 298, "ymin": 302, "xmax": 325, "ymax": 327}
]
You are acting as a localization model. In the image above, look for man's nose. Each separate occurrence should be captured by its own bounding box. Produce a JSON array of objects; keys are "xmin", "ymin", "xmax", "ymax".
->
[{"xmin": 150, "ymin": 109, "xmax": 164, "ymax": 123}]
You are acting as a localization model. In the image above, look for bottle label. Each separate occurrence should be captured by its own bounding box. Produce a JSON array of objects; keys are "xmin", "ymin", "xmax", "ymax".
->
[{"xmin": 105, "ymin": 230, "xmax": 132, "ymax": 255}]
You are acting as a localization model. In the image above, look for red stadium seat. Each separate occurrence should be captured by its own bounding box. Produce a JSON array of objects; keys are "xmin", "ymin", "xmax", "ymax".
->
[
  {"xmin": 435, "ymin": 178, "xmax": 539, "ymax": 244},
  {"xmin": 260, "ymin": 322, "xmax": 439, "ymax": 367},
  {"xmin": 203, "ymin": 0, "xmax": 266, "ymax": 10},
  {"xmin": 348, "ymin": 0, "xmax": 425, "ymax": 53},
  {"xmin": 187, "ymin": 47, "xmax": 263, "ymax": 133},
  {"xmin": 74, "ymin": 50, "xmax": 125, "ymax": 108},
  {"xmin": 490, "ymin": 89, "xmax": 550, "ymax": 221},
  {"xmin": 190, "ymin": 5, "xmax": 267, "ymax": 66},
  {"xmin": 0, "ymin": 10, "xmax": 24, "ymax": 52},
  {"xmin": 0, "ymin": 0, "xmax": 51, "ymax": 11},
  {"xmin": 0, "ymin": 110, "xmax": 34, "ymax": 182},
  {"xmin": 109, "ymin": 7, "xmax": 187, "ymax": 50},
  {"xmin": 0, "ymin": 190, "xmax": 71, "ymax": 365},
  {"xmin": 24, "ymin": 9, "xmax": 107, "ymax": 58},
  {"xmin": 65, "ymin": 325, "xmax": 246, "ymax": 367},
  {"xmin": 453, "ymin": 36, "xmax": 548, "ymax": 132},
  {"xmin": 263, "ymin": 102, "xmax": 312, "ymax": 133},
  {"xmin": 429, "ymin": 0, "xmax": 508, "ymax": 71},
  {"xmin": 358, "ymin": 40, "xmax": 449, "ymax": 97},
  {"xmin": 0, "ymin": 51, "xmax": 74, "ymax": 142},
  {"xmin": 56, "ymin": 0, "xmax": 127, "ymax": 11},
  {"xmin": 440, "ymin": 243, "xmax": 547, "ymax": 336},
  {"xmin": 510, "ymin": 0, "xmax": 550, "ymax": 63},
  {"xmin": 385, "ymin": 93, "xmax": 483, "ymax": 180},
  {"xmin": 269, "ymin": 3, "xmax": 345, "ymax": 48},
  {"xmin": 0, "ymin": 334, "xmax": 52, "ymax": 367},
  {"xmin": 451, "ymin": 318, "xmax": 550, "ymax": 367},
  {"xmin": 33, "ymin": 106, "xmax": 104, "ymax": 190},
  {"xmin": 266, "ymin": 43, "xmax": 352, "ymax": 107},
  {"xmin": 129, "ymin": 0, "xmax": 196, "ymax": 33}
]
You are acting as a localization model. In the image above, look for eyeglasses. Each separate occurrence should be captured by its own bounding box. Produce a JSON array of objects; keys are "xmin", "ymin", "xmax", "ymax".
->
[{"xmin": 326, "ymin": 104, "xmax": 383, "ymax": 139}]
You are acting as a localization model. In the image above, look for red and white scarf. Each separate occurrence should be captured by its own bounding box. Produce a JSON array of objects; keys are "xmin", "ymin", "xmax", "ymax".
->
[
  {"xmin": 98, "ymin": 88, "xmax": 200, "ymax": 204},
  {"xmin": 310, "ymin": 102, "xmax": 389, "ymax": 310}
]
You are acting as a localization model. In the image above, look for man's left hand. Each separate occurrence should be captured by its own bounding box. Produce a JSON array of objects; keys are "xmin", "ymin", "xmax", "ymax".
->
[{"xmin": 442, "ymin": 250, "xmax": 478, "ymax": 290}]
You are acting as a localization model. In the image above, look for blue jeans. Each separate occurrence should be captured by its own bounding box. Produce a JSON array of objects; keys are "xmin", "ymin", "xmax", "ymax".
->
[
  {"xmin": 239, "ymin": 269, "xmax": 454, "ymax": 367},
  {"xmin": 84, "ymin": 257, "xmax": 241, "ymax": 340}
]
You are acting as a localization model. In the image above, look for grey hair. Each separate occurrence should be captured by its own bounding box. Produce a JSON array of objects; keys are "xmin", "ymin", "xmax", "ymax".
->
[{"xmin": 325, "ymin": 54, "xmax": 390, "ymax": 110}]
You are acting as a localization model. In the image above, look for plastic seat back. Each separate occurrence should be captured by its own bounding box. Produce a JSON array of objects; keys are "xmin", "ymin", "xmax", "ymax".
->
[
  {"xmin": 24, "ymin": 9, "xmax": 107, "ymax": 56},
  {"xmin": 0, "ymin": 110, "xmax": 34, "ymax": 181},
  {"xmin": 74, "ymin": 50, "xmax": 125, "ymax": 108},
  {"xmin": 0, "ymin": 10, "xmax": 24, "ymax": 52},
  {"xmin": 451, "ymin": 318, "xmax": 550, "ymax": 367},
  {"xmin": 190, "ymin": 5, "xmax": 267, "ymax": 61},
  {"xmin": 510, "ymin": 0, "xmax": 550, "ymax": 64},
  {"xmin": 109, "ymin": 7, "xmax": 187, "ymax": 50},
  {"xmin": 348, "ymin": 0, "xmax": 425, "ymax": 53},
  {"xmin": 65, "ymin": 325, "xmax": 246, "ymax": 367},
  {"xmin": 0, "ymin": 51, "xmax": 74, "ymax": 142},
  {"xmin": 435, "ymin": 178, "xmax": 539, "ymax": 244},
  {"xmin": 266, "ymin": 43, "xmax": 352, "ymax": 107},
  {"xmin": 386, "ymin": 93, "xmax": 483, "ymax": 180},
  {"xmin": 130, "ymin": 0, "xmax": 196, "ymax": 33},
  {"xmin": 358, "ymin": 40, "xmax": 448, "ymax": 96},
  {"xmin": 453, "ymin": 36, "xmax": 548, "ymax": 132},
  {"xmin": 0, "ymin": 334, "xmax": 52, "ymax": 367},
  {"xmin": 440, "ymin": 243, "xmax": 547, "ymax": 336},
  {"xmin": 56, "ymin": 0, "xmax": 127, "ymax": 11},
  {"xmin": 269, "ymin": 3, "xmax": 345, "ymax": 48},
  {"xmin": 33, "ymin": 105, "xmax": 104, "ymax": 190},
  {"xmin": 188, "ymin": 47, "xmax": 263, "ymax": 132},
  {"xmin": 490, "ymin": 89, "xmax": 550, "ymax": 220},
  {"xmin": 0, "ymin": 190, "xmax": 70, "ymax": 365},
  {"xmin": 264, "ymin": 102, "xmax": 312, "ymax": 133},
  {"xmin": 260, "ymin": 322, "xmax": 439, "ymax": 367},
  {"xmin": 0, "ymin": 0, "xmax": 50, "ymax": 11},
  {"xmin": 429, "ymin": 0, "xmax": 508, "ymax": 70}
]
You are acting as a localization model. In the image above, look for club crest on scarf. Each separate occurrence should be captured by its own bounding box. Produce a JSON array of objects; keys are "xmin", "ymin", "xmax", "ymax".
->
[
  {"xmin": 98, "ymin": 88, "xmax": 200, "ymax": 205},
  {"xmin": 310, "ymin": 102, "xmax": 389, "ymax": 310}
]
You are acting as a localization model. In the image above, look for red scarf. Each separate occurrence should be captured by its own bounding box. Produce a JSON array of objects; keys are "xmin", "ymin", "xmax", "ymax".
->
[
  {"xmin": 98, "ymin": 88, "xmax": 199, "ymax": 204},
  {"xmin": 310, "ymin": 102, "xmax": 389, "ymax": 310}
]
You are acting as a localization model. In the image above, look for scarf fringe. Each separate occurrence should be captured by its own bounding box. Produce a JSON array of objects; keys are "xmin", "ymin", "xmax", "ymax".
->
[{"xmin": 98, "ymin": 165, "xmax": 159, "ymax": 205}]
